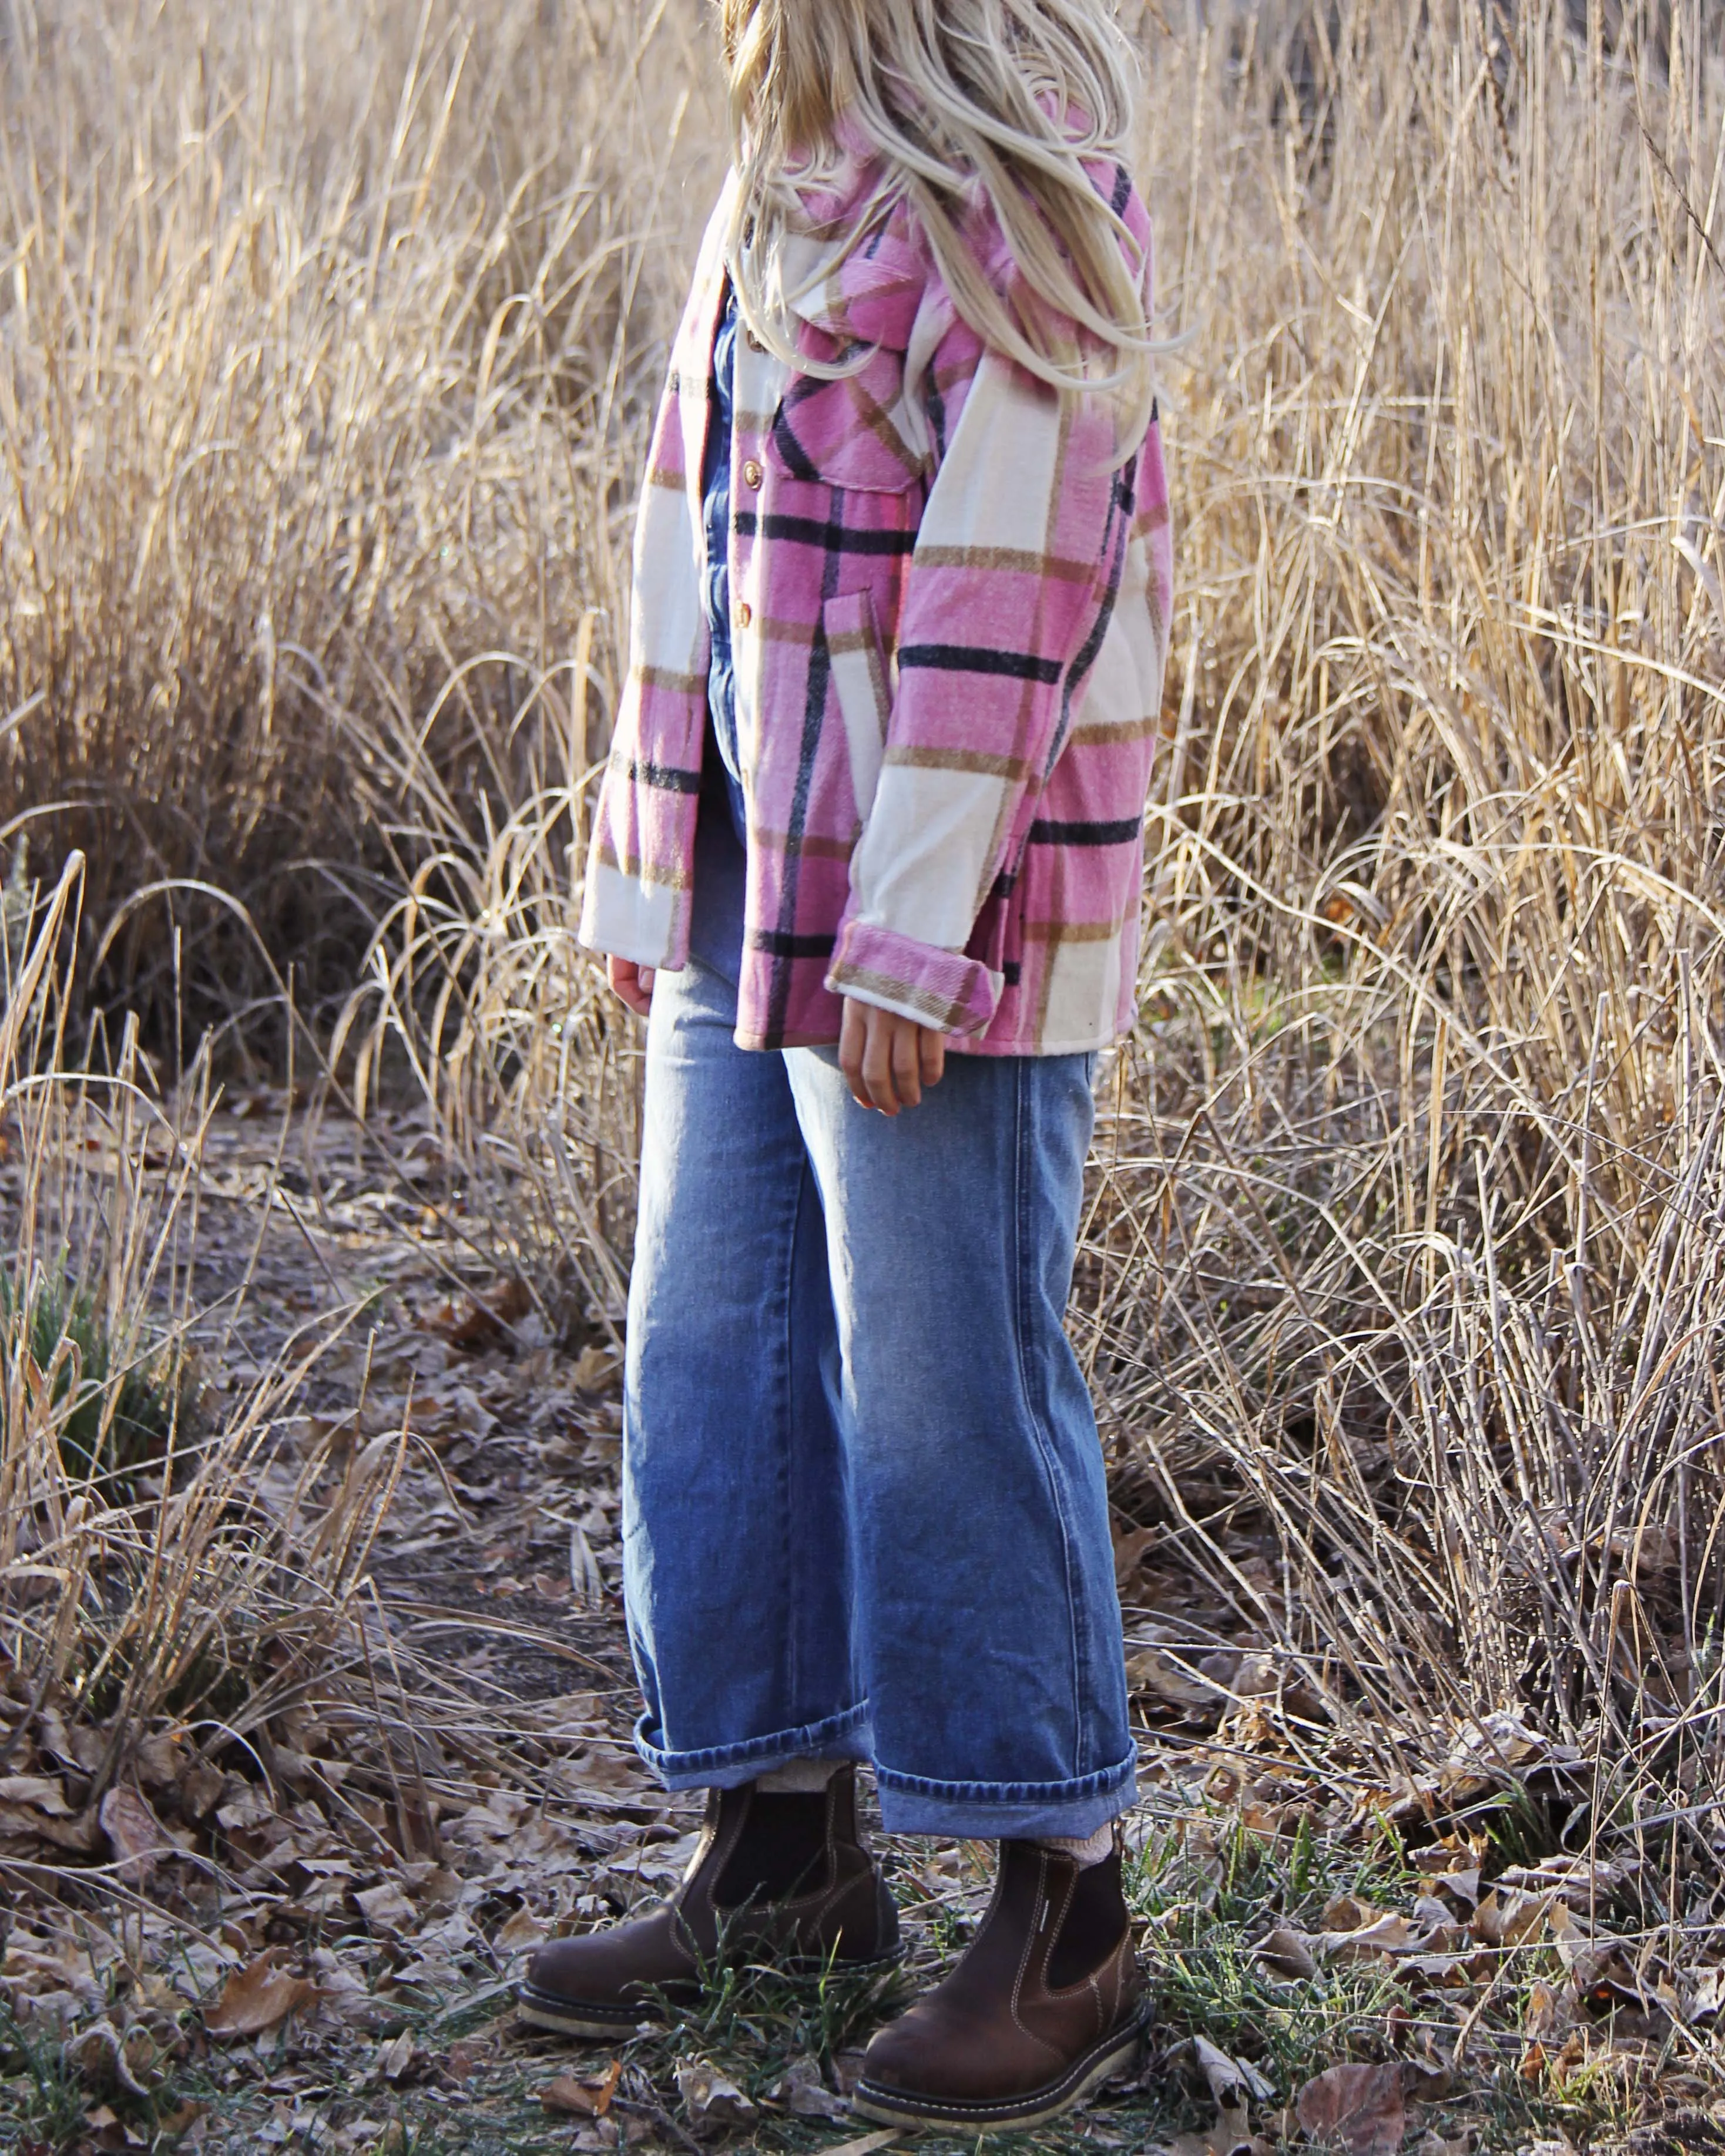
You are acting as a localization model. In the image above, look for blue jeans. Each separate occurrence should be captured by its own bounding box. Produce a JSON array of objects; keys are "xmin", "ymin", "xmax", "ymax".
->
[{"xmin": 622, "ymin": 829, "xmax": 1135, "ymax": 1838}]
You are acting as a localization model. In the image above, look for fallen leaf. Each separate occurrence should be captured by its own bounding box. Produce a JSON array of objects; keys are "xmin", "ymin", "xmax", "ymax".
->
[
  {"xmin": 1166, "ymin": 2108, "xmax": 1263, "ymax": 2156},
  {"xmin": 203, "ymin": 1955, "xmax": 321, "ymax": 2039},
  {"xmin": 776, "ymin": 2057, "xmax": 849, "ymax": 2120},
  {"xmin": 830, "ymin": 2048, "xmax": 870, "ymax": 2095},
  {"xmin": 99, "ymin": 1785, "xmax": 167, "ymax": 1882},
  {"xmin": 0, "ymin": 1799, "xmax": 103, "ymax": 1852},
  {"xmin": 1526, "ymin": 1974, "xmax": 1569, "ymax": 2035},
  {"xmin": 354, "ymin": 1880, "xmax": 418, "ymax": 1933},
  {"xmin": 1233, "ymin": 1652, "xmax": 1282, "ymax": 1699},
  {"xmin": 542, "ymin": 2060, "xmax": 623, "ymax": 2118},
  {"xmin": 1544, "ymin": 1900, "xmax": 1589, "ymax": 1970},
  {"xmin": 1256, "ymin": 1923, "xmax": 1318, "ymax": 1980},
  {"xmin": 1686, "ymin": 1964, "xmax": 1725, "ymax": 2020},
  {"xmin": 441, "ymin": 1277, "xmax": 533, "ymax": 1351},
  {"xmin": 1113, "ymin": 1525, "xmax": 1157, "ymax": 1586},
  {"xmin": 494, "ymin": 1905, "xmax": 545, "ymax": 1952},
  {"xmin": 0, "ymin": 1775, "xmax": 73, "ymax": 1815},
  {"xmin": 675, "ymin": 2057, "xmax": 757, "ymax": 2127},
  {"xmin": 1470, "ymin": 1888, "xmax": 1551, "ymax": 1949},
  {"xmin": 1395, "ymin": 1953, "xmax": 1472, "ymax": 1984},
  {"xmin": 1321, "ymin": 1912, "xmax": 1418, "ymax": 1962},
  {"xmin": 177, "ymin": 1764, "xmax": 227, "ymax": 1822},
  {"xmin": 807, "ymin": 2135, "xmax": 898, "ymax": 2156},
  {"xmin": 1126, "ymin": 1647, "xmax": 1216, "ymax": 1711},
  {"xmin": 377, "ymin": 2030, "xmax": 415, "ymax": 2082},
  {"xmin": 1498, "ymin": 1856, "xmax": 1630, "ymax": 1899},
  {"xmin": 1193, "ymin": 2033, "xmax": 1276, "ymax": 2106},
  {"xmin": 1425, "ymin": 1868, "xmax": 1482, "ymax": 1910},
  {"xmin": 214, "ymin": 1782, "xmax": 274, "ymax": 1832},
  {"xmin": 1294, "ymin": 2061, "xmax": 1407, "ymax": 2156},
  {"xmin": 133, "ymin": 1732, "xmax": 183, "ymax": 1790},
  {"xmin": 69, "ymin": 2020, "xmax": 151, "ymax": 2097}
]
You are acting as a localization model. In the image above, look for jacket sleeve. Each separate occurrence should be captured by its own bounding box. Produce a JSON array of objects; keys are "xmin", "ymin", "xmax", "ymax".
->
[
  {"xmin": 576, "ymin": 372, "xmax": 710, "ymax": 973},
  {"xmin": 578, "ymin": 183, "xmax": 737, "ymax": 973},
  {"xmin": 823, "ymin": 314, "xmax": 1126, "ymax": 1036}
]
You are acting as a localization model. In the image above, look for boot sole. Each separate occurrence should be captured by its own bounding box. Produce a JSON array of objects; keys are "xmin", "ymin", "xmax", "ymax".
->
[
  {"xmin": 515, "ymin": 1945, "xmax": 904, "ymax": 2040},
  {"xmin": 515, "ymin": 1986, "xmax": 672, "ymax": 2039},
  {"xmin": 850, "ymin": 2004, "xmax": 1152, "ymax": 2133}
]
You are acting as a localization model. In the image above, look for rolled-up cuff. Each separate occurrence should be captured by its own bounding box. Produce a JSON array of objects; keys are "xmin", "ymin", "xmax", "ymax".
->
[
  {"xmin": 825, "ymin": 919, "xmax": 1001, "ymax": 1038},
  {"xmin": 872, "ymin": 1752, "xmax": 1138, "ymax": 1839},
  {"xmin": 633, "ymin": 1704, "xmax": 874, "ymax": 1791}
]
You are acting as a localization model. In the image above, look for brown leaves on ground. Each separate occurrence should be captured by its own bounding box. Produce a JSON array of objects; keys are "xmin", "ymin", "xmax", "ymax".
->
[
  {"xmin": 1164, "ymin": 2106, "xmax": 1263, "ymax": 2156},
  {"xmin": 1161, "ymin": 2037, "xmax": 1277, "ymax": 2156},
  {"xmin": 1237, "ymin": 1836, "xmax": 1693, "ymax": 2041},
  {"xmin": 1256, "ymin": 1922, "xmax": 1319, "ymax": 1979},
  {"xmin": 202, "ymin": 1954, "xmax": 321, "ymax": 2039},
  {"xmin": 674, "ymin": 2058, "xmax": 757, "ymax": 2129},
  {"xmin": 436, "ymin": 1274, "xmax": 533, "ymax": 1351},
  {"xmin": 542, "ymin": 2059, "xmax": 622, "ymax": 2117},
  {"xmin": 1294, "ymin": 2062, "xmax": 1409, "ymax": 2156},
  {"xmin": 98, "ymin": 1784, "xmax": 169, "ymax": 1882}
]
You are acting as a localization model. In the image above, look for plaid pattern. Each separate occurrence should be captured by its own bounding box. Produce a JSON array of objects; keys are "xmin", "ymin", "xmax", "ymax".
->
[{"xmin": 580, "ymin": 151, "xmax": 1173, "ymax": 1055}]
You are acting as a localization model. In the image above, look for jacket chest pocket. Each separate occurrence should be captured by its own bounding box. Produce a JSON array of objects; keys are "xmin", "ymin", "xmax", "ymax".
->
[
  {"xmin": 767, "ymin": 344, "xmax": 931, "ymax": 497},
  {"xmin": 823, "ymin": 592, "xmax": 891, "ymax": 823}
]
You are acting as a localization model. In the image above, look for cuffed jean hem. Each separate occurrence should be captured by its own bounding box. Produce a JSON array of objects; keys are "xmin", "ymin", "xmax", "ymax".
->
[
  {"xmin": 873, "ymin": 1752, "xmax": 1139, "ymax": 1840},
  {"xmin": 634, "ymin": 1704, "xmax": 874, "ymax": 1791}
]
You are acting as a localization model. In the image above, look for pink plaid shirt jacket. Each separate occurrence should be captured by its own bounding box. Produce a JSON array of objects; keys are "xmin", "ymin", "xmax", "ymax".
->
[{"xmin": 579, "ymin": 152, "xmax": 1173, "ymax": 1056}]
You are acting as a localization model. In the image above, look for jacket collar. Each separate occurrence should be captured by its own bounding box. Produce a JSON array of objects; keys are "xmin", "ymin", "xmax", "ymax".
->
[{"xmin": 777, "ymin": 116, "xmax": 927, "ymax": 355}]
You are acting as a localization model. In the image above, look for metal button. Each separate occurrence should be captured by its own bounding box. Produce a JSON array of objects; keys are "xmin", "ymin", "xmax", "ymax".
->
[
  {"xmin": 736, "ymin": 600, "xmax": 753, "ymax": 630},
  {"xmin": 746, "ymin": 330, "xmax": 766, "ymax": 354},
  {"xmin": 742, "ymin": 459, "xmax": 764, "ymax": 491}
]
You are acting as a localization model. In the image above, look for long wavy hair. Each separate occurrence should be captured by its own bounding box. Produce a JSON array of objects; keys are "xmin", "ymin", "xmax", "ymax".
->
[{"xmin": 719, "ymin": 0, "xmax": 1155, "ymax": 440}]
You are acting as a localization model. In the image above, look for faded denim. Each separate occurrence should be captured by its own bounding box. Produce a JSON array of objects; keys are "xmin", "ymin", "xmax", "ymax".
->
[{"xmin": 621, "ymin": 848, "xmax": 1136, "ymax": 1838}]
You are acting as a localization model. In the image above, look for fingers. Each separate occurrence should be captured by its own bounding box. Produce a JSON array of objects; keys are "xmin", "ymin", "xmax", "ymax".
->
[
  {"xmin": 891, "ymin": 1019, "xmax": 922, "ymax": 1111},
  {"xmin": 860, "ymin": 1009, "xmax": 901, "ymax": 1116},
  {"xmin": 842, "ymin": 999, "xmax": 900, "ymax": 1114},
  {"xmin": 840, "ymin": 997, "xmax": 872, "ymax": 1111},
  {"xmin": 838, "ymin": 1001, "xmax": 947, "ymax": 1114},
  {"xmin": 607, "ymin": 956, "xmax": 655, "ymax": 1017}
]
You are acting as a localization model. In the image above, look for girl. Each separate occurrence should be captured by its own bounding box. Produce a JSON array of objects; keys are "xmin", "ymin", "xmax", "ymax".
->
[{"xmin": 521, "ymin": 0, "xmax": 1172, "ymax": 2128}]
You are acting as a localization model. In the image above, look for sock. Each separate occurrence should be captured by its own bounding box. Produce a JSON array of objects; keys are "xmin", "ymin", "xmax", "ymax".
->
[
  {"xmin": 755, "ymin": 1757, "xmax": 843, "ymax": 1794},
  {"xmin": 1038, "ymin": 1822, "xmax": 1115, "ymax": 1869}
]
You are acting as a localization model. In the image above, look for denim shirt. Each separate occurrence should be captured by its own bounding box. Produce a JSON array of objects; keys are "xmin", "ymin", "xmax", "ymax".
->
[{"xmin": 700, "ymin": 286, "xmax": 748, "ymax": 845}]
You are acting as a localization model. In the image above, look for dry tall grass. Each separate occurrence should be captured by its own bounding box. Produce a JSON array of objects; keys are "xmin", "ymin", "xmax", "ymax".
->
[
  {"xmin": 5, "ymin": 0, "xmax": 1725, "ymax": 1869},
  {"xmin": 1082, "ymin": 0, "xmax": 1725, "ymax": 1819},
  {"xmin": 0, "ymin": 857, "xmax": 403, "ymax": 1878},
  {"xmin": 0, "ymin": 0, "xmax": 716, "ymax": 1018}
]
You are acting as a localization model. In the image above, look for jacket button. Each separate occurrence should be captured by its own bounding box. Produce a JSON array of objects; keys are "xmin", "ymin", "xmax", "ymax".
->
[
  {"xmin": 742, "ymin": 459, "xmax": 763, "ymax": 490},
  {"xmin": 736, "ymin": 600, "xmax": 753, "ymax": 629},
  {"xmin": 746, "ymin": 330, "xmax": 766, "ymax": 354}
]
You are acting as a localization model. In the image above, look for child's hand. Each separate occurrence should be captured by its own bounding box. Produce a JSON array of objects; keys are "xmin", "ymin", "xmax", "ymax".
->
[
  {"xmin": 840, "ymin": 998, "xmax": 947, "ymax": 1116},
  {"xmin": 608, "ymin": 956, "xmax": 656, "ymax": 1016}
]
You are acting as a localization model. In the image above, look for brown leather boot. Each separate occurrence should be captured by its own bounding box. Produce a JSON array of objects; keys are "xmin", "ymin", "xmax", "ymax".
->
[
  {"xmin": 516, "ymin": 1767, "xmax": 899, "ymax": 2037},
  {"xmin": 851, "ymin": 1838, "xmax": 1148, "ymax": 2131}
]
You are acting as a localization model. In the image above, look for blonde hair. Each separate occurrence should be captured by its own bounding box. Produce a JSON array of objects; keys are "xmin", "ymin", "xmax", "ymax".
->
[{"xmin": 719, "ymin": 0, "xmax": 1155, "ymax": 441}]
